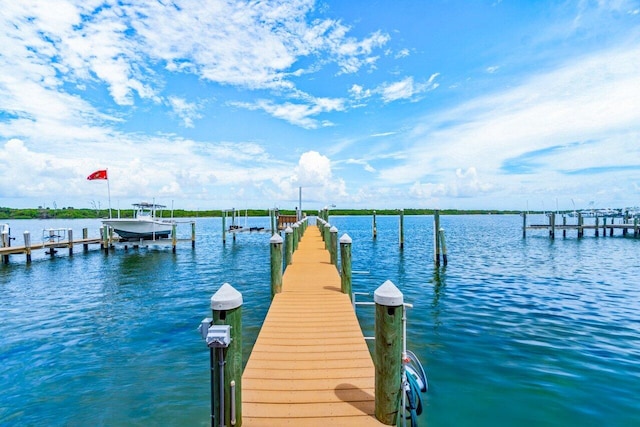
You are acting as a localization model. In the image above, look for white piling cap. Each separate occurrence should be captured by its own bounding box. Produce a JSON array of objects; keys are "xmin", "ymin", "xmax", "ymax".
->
[
  {"xmin": 374, "ymin": 280, "xmax": 404, "ymax": 306},
  {"xmin": 339, "ymin": 233, "xmax": 352, "ymax": 244},
  {"xmin": 285, "ymin": 226, "xmax": 293, "ymax": 233},
  {"xmin": 324, "ymin": 222, "xmax": 331, "ymax": 228},
  {"xmin": 211, "ymin": 283, "xmax": 243, "ymax": 310},
  {"xmin": 270, "ymin": 233, "xmax": 283, "ymax": 244},
  {"xmin": 330, "ymin": 226, "xmax": 338, "ymax": 233},
  {"xmin": 292, "ymin": 222, "xmax": 299, "ymax": 228}
]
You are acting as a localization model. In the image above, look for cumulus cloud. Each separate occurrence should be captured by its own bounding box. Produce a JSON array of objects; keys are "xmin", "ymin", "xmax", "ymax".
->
[{"xmin": 167, "ymin": 97, "xmax": 202, "ymax": 128}]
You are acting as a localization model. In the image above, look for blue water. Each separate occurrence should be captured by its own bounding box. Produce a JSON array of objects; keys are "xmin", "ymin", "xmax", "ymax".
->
[{"xmin": 1, "ymin": 215, "xmax": 639, "ymax": 426}]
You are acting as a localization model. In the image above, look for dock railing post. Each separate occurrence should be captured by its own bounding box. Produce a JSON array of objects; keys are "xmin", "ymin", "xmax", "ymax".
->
[
  {"xmin": 270, "ymin": 234, "xmax": 283, "ymax": 298},
  {"xmin": 24, "ymin": 231, "xmax": 31, "ymax": 263},
  {"xmin": 329, "ymin": 226, "xmax": 338, "ymax": 266},
  {"xmin": 68, "ymin": 229, "xmax": 73, "ymax": 256},
  {"xmin": 210, "ymin": 283, "xmax": 243, "ymax": 427},
  {"xmin": 374, "ymin": 280, "xmax": 403, "ymax": 425},
  {"xmin": 284, "ymin": 227, "xmax": 293, "ymax": 266},
  {"xmin": 340, "ymin": 234, "xmax": 352, "ymax": 295}
]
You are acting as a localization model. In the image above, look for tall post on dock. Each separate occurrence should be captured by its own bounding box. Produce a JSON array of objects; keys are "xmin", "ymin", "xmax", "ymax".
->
[
  {"xmin": 623, "ymin": 211, "xmax": 629, "ymax": 236},
  {"xmin": 399, "ymin": 209, "xmax": 404, "ymax": 249},
  {"xmin": 373, "ymin": 210, "xmax": 377, "ymax": 240},
  {"xmin": 191, "ymin": 221, "xmax": 196, "ymax": 248},
  {"xmin": 270, "ymin": 234, "xmax": 283, "ymax": 298},
  {"xmin": 340, "ymin": 234, "xmax": 352, "ymax": 295},
  {"xmin": 522, "ymin": 212, "xmax": 527, "ymax": 238},
  {"xmin": 222, "ymin": 212, "xmax": 227, "ymax": 244},
  {"xmin": 24, "ymin": 231, "xmax": 31, "ymax": 263},
  {"xmin": 68, "ymin": 229, "xmax": 73, "ymax": 256},
  {"xmin": 439, "ymin": 227, "xmax": 448, "ymax": 266},
  {"xmin": 270, "ymin": 209, "xmax": 275, "ymax": 234},
  {"xmin": 549, "ymin": 213, "xmax": 555, "ymax": 239},
  {"xmin": 330, "ymin": 226, "xmax": 338, "ymax": 266},
  {"xmin": 563, "ymin": 215, "xmax": 567, "ymax": 238},
  {"xmin": 210, "ymin": 283, "xmax": 243, "ymax": 427},
  {"xmin": 284, "ymin": 227, "xmax": 293, "ymax": 266},
  {"xmin": 595, "ymin": 216, "xmax": 599, "ymax": 237},
  {"xmin": 374, "ymin": 280, "xmax": 403, "ymax": 425},
  {"xmin": 603, "ymin": 217, "xmax": 607, "ymax": 237},
  {"xmin": 434, "ymin": 210, "xmax": 441, "ymax": 265},
  {"xmin": 83, "ymin": 228, "xmax": 89, "ymax": 252}
]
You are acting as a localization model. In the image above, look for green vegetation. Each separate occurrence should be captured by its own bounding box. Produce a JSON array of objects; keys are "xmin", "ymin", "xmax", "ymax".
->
[{"xmin": 0, "ymin": 206, "xmax": 524, "ymax": 220}]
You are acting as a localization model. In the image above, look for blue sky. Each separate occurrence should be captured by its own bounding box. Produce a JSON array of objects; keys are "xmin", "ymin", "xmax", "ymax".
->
[{"xmin": 1, "ymin": 0, "xmax": 639, "ymax": 211}]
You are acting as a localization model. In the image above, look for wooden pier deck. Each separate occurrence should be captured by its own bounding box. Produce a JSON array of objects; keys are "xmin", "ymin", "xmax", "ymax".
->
[{"xmin": 242, "ymin": 225, "xmax": 382, "ymax": 426}]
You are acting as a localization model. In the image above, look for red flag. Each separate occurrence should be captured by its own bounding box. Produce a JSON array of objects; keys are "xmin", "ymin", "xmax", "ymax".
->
[{"xmin": 87, "ymin": 169, "xmax": 108, "ymax": 180}]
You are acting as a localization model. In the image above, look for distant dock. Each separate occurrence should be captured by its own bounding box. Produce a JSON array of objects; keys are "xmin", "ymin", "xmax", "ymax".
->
[
  {"xmin": 1, "ymin": 222, "xmax": 195, "ymax": 264},
  {"xmin": 522, "ymin": 212, "xmax": 640, "ymax": 239}
]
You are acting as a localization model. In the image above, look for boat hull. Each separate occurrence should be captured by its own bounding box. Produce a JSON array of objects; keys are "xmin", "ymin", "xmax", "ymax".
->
[{"xmin": 102, "ymin": 219, "xmax": 173, "ymax": 241}]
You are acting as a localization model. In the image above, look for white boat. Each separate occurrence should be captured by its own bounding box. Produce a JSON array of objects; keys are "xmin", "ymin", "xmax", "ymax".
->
[{"xmin": 102, "ymin": 202, "xmax": 175, "ymax": 241}]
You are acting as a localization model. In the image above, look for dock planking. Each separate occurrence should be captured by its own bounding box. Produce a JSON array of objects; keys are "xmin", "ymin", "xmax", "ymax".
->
[{"xmin": 242, "ymin": 225, "xmax": 383, "ymax": 426}]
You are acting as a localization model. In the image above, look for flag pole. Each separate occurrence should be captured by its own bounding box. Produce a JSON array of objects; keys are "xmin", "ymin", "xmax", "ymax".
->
[{"xmin": 107, "ymin": 168, "xmax": 112, "ymax": 218}]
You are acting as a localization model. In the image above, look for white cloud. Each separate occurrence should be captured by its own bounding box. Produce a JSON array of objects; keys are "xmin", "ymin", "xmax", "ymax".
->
[
  {"xmin": 232, "ymin": 97, "xmax": 345, "ymax": 128},
  {"xmin": 167, "ymin": 97, "xmax": 202, "ymax": 128},
  {"xmin": 378, "ymin": 74, "xmax": 440, "ymax": 103}
]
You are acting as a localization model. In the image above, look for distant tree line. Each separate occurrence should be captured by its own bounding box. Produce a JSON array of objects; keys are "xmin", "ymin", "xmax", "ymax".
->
[{"xmin": 0, "ymin": 206, "xmax": 522, "ymax": 220}]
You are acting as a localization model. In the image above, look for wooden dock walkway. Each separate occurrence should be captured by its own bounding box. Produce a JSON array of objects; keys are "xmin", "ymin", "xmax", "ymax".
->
[{"xmin": 242, "ymin": 225, "xmax": 382, "ymax": 426}]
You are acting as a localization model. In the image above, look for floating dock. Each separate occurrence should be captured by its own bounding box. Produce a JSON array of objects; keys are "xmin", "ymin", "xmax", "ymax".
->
[
  {"xmin": 522, "ymin": 212, "xmax": 640, "ymax": 239},
  {"xmin": 241, "ymin": 225, "xmax": 382, "ymax": 426}
]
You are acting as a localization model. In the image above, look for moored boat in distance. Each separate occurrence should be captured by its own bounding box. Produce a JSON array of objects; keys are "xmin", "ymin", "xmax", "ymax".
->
[{"xmin": 102, "ymin": 202, "xmax": 174, "ymax": 241}]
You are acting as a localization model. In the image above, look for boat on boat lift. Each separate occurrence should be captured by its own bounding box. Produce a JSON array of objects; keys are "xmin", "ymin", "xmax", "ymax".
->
[{"xmin": 102, "ymin": 202, "xmax": 175, "ymax": 241}]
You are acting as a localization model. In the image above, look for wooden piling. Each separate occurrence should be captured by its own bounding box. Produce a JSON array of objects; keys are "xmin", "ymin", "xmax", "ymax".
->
[
  {"xmin": 330, "ymin": 226, "xmax": 338, "ymax": 266},
  {"xmin": 324, "ymin": 222, "xmax": 331, "ymax": 251},
  {"xmin": 578, "ymin": 213, "xmax": 584, "ymax": 238},
  {"xmin": 373, "ymin": 210, "xmax": 377, "ymax": 240},
  {"xmin": 83, "ymin": 228, "xmax": 89, "ymax": 251},
  {"xmin": 374, "ymin": 280, "xmax": 403, "ymax": 425},
  {"xmin": 549, "ymin": 213, "xmax": 555, "ymax": 239},
  {"xmin": 434, "ymin": 210, "xmax": 441, "ymax": 265},
  {"xmin": 635, "ymin": 218, "xmax": 638, "ymax": 238},
  {"xmin": 439, "ymin": 227, "xmax": 448, "ymax": 266},
  {"xmin": 68, "ymin": 229, "xmax": 73, "ymax": 256},
  {"xmin": 285, "ymin": 227, "xmax": 293, "ymax": 266},
  {"xmin": 595, "ymin": 216, "xmax": 599, "ymax": 237},
  {"xmin": 1, "ymin": 229, "xmax": 8, "ymax": 264},
  {"xmin": 340, "ymin": 233, "xmax": 352, "ymax": 295},
  {"xmin": 563, "ymin": 216, "xmax": 567, "ymax": 238},
  {"xmin": 211, "ymin": 283, "xmax": 243, "ymax": 427},
  {"xmin": 191, "ymin": 222, "xmax": 196, "ymax": 248},
  {"xmin": 270, "ymin": 233, "xmax": 283, "ymax": 298},
  {"xmin": 171, "ymin": 223, "xmax": 177, "ymax": 253},
  {"xmin": 24, "ymin": 231, "xmax": 31, "ymax": 263},
  {"xmin": 102, "ymin": 226, "xmax": 109, "ymax": 253},
  {"xmin": 522, "ymin": 212, "xmax": 527, "ymax": 238},
  {"xmin": 399, "ymin": 209, "xmax": 404, "ymax": 249},
  {"xmin": 292, "ymin": 222, "xmax": 300, "ymax": 252},
  {"xmin": 222, "ymin": 213, "xmax": 227, "ymax": 244}
]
